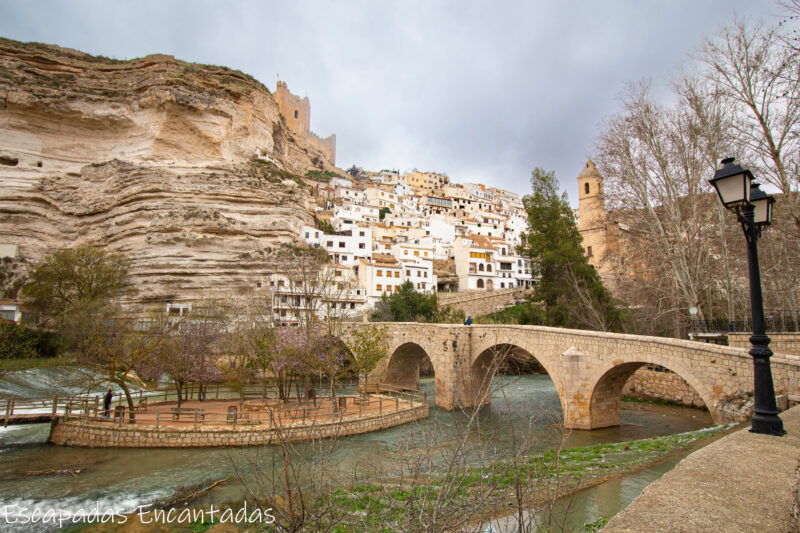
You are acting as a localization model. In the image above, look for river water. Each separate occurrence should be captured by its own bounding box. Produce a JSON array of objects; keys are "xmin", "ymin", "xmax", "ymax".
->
[{"xmin": 0, "ymin": 369, "xmax": 713, "ymax": 532}]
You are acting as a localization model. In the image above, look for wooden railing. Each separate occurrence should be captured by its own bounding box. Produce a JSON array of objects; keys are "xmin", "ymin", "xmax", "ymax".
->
[
  {"xmin": 1, "ymin": 380, "xmax": 428, "ymax": 429},
  {"xmin": 1, "ymin": 381, "xmax": 427, "ymax": 430}
]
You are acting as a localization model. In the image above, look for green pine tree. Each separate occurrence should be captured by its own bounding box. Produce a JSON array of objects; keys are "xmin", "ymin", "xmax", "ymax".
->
[{"xmin": 521, "ymin": 168, "xmax": 623, "ymax": 331}]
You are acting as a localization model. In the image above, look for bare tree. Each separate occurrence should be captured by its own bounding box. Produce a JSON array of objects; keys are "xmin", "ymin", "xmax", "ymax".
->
[
  {"xmin": 596, "ymin": 81, "xmax": 725, "ymax": 328},
  {"xmin": 700, "ymin": 17, "xmax": 800, "ymax": 233},
  {"xmin": 140, "ymin": 300, "xmax": 225, "ymax": 407},
  {"xmin": 77, "ymin": 306, "xmax": 174, "ymax": 418}
]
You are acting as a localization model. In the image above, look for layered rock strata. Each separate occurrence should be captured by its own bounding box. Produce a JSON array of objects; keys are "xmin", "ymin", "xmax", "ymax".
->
[{"xmin": 0, "ymin": 38, "xmax": 338, "ymax": 303}]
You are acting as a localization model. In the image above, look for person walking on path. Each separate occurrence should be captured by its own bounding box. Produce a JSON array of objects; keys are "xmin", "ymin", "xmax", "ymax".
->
[
  {"xmin": 464, "ymin": 316, "xmax": 473, "ymax": 325},
  {"xmin": 103, "ymin": 387, "xmax": 113, "ymax": 418}
]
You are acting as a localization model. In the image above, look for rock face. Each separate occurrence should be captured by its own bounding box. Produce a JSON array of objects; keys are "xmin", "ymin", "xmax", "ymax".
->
[{"xmin": 0, "ymin": 38, "xmax": 338, "ymax": 304}]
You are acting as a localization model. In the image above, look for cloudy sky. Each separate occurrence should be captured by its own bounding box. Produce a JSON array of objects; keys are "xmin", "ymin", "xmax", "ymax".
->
[{"xmin": 1, "ymin": 0, "xmax": 775, "ymax": 204}]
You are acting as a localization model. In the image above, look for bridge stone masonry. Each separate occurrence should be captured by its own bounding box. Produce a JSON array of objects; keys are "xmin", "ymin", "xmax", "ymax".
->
[{"xmin": 340, "ymin": 323, "xmax": 800, "ymax": 429}]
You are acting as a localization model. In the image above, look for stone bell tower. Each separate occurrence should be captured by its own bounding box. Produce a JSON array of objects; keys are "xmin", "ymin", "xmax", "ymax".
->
[{"xmin": 577, "ymin": 159, "xmax": 610, "ymax": 277}]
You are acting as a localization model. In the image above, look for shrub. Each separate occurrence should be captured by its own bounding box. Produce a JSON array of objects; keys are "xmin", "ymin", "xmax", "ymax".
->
[{"xmin": 0, "ymin": 323, "xmax": 60, "ymax": 359}]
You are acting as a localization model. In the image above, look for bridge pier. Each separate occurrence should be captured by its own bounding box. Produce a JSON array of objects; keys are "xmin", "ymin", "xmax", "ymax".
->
[{"xmin": 342, "ymin": 323, "xmax": 800, "ymax": 431}]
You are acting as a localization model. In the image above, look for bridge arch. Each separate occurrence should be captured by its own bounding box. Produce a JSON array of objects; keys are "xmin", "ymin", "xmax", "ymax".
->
[
  {"xmin": 467, "ymin": 342, "xmax": 566, "ymax": 418},
  {"xmin": 585, "ymin": 358, "xmax": 717, "ymax": 429},
  {"xmin": 384, "ymin": 342, "xmax": 439, "ymax": 391}
]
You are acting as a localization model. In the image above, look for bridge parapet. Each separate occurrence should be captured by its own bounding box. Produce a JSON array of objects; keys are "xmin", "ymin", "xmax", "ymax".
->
[{"xmin": 339, "ymin": 323, "xmax": 800, "ymax": 429}]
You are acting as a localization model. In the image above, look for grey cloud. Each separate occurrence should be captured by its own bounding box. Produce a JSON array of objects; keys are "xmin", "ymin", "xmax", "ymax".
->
[{"xmin": 1, "ymin": 0, "xmax": 772, "ymax": 204}]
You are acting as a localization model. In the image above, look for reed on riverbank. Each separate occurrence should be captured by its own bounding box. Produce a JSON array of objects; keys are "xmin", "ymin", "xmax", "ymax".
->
[{"xmin": 297, "ymin": 425, "xmax": 733, "ymax": 532}]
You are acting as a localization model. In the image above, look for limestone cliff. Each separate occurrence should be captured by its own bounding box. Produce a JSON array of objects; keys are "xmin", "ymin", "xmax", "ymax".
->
[{"xmin": 0, "ymin": 37, "xmax": 339, "ymax": 304}]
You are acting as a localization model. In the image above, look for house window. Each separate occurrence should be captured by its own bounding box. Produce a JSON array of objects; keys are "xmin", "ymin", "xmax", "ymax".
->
[
  {"xmin": 339, "ymin": 242, "xmax": 345, "ymax": 248},
  {"xmin": 587, "ymin": 246, "xmax": 593, "ymax": 257},
  {"xmin": 406, "ymin": 269, "xmax": 411, "ymax": 276},
  {"xmin": 477, "ymin": 279, "xmax": 485, "ymax": 288},
  {"xmin": 359, "ymin": 243, "xmax": 365, "ymax": 249},
  {"xmin": 294, "ymin": 109, "xmax": 299, "ymax": 119},
  {"xmin": 359, "ymin": 231, "xmax": 365, "ymax": 237},
  {"xmin": 327, "ymin": 241, "xmax": 333, "ymax": 247},
  {"xmin": 414, "ymin": 251, "xmax": 419, "ymax": 257},
  {"xmin": 394, "ymin": 271, "xmax": 400, "ymax": 278},
  {"xmin": 376, "ymin": 284, "xmax": 382, "ymax": 291},
  {"xmin": 377, "ymin": 270, "xmax": 383, "ymax": 277},
  {"xmin": 404, "ymin": 250, "xmax": 408, "ymax": 255},
  {"xmin": 585, "ymin": 183, "xmax": 590, "ymax": 194}
]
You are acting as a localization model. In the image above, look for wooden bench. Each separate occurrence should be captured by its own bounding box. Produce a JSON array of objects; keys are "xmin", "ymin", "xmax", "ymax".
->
[{"xmin": 171, "ymin": 407, "xmax": 205, "ymax": 421}]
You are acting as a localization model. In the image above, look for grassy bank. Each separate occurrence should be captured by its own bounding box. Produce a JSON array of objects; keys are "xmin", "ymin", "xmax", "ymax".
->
[
  {"xmin": 320, "ymin": 425, "xmax": 731, "ymax": 531},
  {"xmin": 72, "ymin": 425, "xmax": 732, "ymax": 533},
  {"xmin": 622, "ymin": 394, "xmax": 709, "ymax": 411},
  {"xmin": 0, "ymin": 354, "xmax": 73, "ymax": 373}
]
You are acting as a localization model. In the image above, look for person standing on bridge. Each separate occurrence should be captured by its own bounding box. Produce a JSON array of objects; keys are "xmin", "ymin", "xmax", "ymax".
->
[
  {"xmin": 103, "ymin": 387, "xmax": 113, "ymax": 418},
  {"xmin": 464, "ymin": 316, "xmax": 472, "ymax": 326}
]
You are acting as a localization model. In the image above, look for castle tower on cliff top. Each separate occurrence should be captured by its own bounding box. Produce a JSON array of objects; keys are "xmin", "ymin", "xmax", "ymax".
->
[
  {"xmin": 274, "ymin": 81, "xmax": 336, "ymax": 165},
  {"xmin": 577, "ymin": 159, "xmax": 611, "ymax": 279}
]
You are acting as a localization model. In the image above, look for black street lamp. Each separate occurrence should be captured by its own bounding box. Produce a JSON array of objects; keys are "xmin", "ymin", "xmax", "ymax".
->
[{"xmin": 709, "ymin": 157, "xmax": 785, "ymax": 436}]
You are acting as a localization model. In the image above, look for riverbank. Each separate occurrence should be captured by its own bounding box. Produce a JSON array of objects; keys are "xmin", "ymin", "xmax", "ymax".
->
[
  {"xmin": 0, "ymin": 374, "xmax": 715, "ymax": 532},
  {"xmin": 67, "ymin": 424, "xmax": 733, "ymax": 532},
  {"xmin": 319, "ymin": 424, "xmax": 733, "ymax": 532},
  {"xmin": 604, "ymin": 404, "xmax": 800, "ymax": 532}
]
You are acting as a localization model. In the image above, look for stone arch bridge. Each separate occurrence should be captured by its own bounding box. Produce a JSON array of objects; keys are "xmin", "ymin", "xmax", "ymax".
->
[{"xmin": 340, "ymin": 323, "xmax": 800, "ymax": 429}]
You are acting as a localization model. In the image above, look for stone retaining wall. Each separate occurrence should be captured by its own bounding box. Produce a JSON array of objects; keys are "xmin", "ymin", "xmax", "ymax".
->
[
  {"xmin": 728, "ymin": 332, "xmax": 800, "ymax": 355},
  {"xmin": 622, "ymin": 365, "xmax": 705, "ymax": 407},
  {"xmin": 48, "ymin": 403, "xmax": 428, "ymax": 448},
  {"xmin": 437, "ymin": 288, "xmax": 529, "ymax": 317}
]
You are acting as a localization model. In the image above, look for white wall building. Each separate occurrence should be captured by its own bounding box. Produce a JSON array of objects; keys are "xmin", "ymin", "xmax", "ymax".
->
[
  {"xmin": 301, "ymin": 225, "xmax": 372, "ymax": 268},
  {"xmin": 357, "ymin": 255, "xmax": 404, "ymax": 306},
  {"xmin": 454, "ymin": 235, "xmax": 498, "ymax": 291},
  {"xmin": 333, "ymin": 203, "xmax": 380, "ymax": 230}
]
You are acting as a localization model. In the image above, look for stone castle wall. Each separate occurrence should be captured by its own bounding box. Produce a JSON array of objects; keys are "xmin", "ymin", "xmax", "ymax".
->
[
  {"xmin": 48, "ymin": 402, "xmax": 427, "ymax": 448},
  {"xmin": 622, "ymin": 365, "xmax": 705, "ymax": 407},
  {"xmin": 274, "ymin": 81, "xmax": 335, "ymax": 164},
  {"xmin": 306, "ymin": 130, "xmax": 336, "ymax": 165}
]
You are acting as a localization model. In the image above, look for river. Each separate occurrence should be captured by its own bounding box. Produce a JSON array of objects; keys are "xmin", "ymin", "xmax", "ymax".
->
[{"xmin": 0, "ymin": 369, "xmax": 713, "ymax": 532}]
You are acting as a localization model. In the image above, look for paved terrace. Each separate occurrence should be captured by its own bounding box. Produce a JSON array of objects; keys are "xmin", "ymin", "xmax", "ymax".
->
[{"xmin": 604, "ymin": 405, "xmax": 800, "ymax": 532}]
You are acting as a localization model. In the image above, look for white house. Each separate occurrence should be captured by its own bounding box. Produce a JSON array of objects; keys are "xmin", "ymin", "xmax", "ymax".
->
[
  {"xmin": 333, "ymin": 203, "xmax": 380, "ymax": 230},
  {"xmin": 454, "ymin": 235, "xmax": 498, "ymax": 291},
  {"xmin": 301, "ymin": 225, "xmax": 372, "ymax": 268},
  {"xmin": 357, "ymin": 254, "xmax": 404, "ymax": 306}
]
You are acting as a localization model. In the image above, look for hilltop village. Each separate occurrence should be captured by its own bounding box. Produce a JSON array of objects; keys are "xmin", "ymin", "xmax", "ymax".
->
[{"xmin": 220, "ymin": 81, "xmax": 537, "ymax": 325}]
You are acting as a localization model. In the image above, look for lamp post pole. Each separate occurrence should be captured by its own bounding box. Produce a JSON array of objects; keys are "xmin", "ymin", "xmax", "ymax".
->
[{"xmin": 739, "ymin": 203, "xmax": 786, "ymax": 436}]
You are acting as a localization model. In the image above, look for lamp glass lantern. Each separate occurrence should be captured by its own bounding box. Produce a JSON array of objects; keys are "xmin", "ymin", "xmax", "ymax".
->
[
  {"xmin": 709, "ymin": 157, "xmax": 752, "ymax": 209},
  {"xmin": 749, "ymin": 184, "xmax": 775, "ymax": 226}
]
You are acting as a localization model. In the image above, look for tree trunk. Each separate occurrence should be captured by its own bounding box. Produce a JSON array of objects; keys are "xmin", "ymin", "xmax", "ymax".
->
[{"xmin": 118, "ymin": 379, "xmax": 136, "ymax": 422}]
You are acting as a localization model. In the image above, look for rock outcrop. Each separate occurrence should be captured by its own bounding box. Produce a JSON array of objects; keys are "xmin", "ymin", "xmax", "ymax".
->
[{"xmin": 0, "ymin": 38, "xmax": 340, "ymax": 304}]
